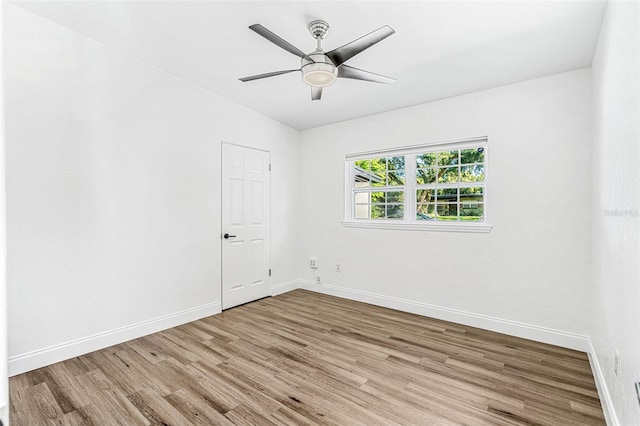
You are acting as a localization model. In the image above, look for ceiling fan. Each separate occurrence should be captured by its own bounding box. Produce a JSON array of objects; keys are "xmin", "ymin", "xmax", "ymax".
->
[{"xmin": 239, "ymin": 20, "xmax": 396, "ymax": 100}]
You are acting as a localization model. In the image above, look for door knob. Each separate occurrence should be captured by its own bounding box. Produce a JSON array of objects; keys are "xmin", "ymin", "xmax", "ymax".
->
[{"xmin": 223, "ymin": 233, "xmax": 236, "ymax": 239}]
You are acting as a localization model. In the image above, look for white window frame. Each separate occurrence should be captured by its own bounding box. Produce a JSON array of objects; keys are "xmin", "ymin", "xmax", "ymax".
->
[{"xmin": 343, "ymin": 136, "xmax": 492, "ymax": 233}]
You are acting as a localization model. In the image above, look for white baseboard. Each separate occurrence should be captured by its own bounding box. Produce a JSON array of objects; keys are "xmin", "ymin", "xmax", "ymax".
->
[
  {"xmin": 9, "ymin": 278, "xmax": 302, "ymax": 376},
  {"xmin": 8, "ymin": 301, "xmax": 221, "ymax": 376},
  {"xmin": 587, "ymin": 338, "xmax": 620, "ymax": 426},
  {"xmin": 9, "ymin": 279, "xmax": 595, "ymax": 382},
  {"xmin": 300, "ymin": 280, "xmax": 590, "ymax": 352},
  {"xmin": 271, "ymin": 279, "xmax": 300, "ymax": 296}
]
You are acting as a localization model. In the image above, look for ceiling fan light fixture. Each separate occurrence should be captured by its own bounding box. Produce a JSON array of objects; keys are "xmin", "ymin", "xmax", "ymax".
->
[{"xmin": 301, "ymin": 62, "xmax": 337, "ymax": 87}]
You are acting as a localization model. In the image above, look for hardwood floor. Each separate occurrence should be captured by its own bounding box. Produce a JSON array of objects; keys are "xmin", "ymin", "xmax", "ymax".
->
[{"xmin": 10, "ymin": 290, "xmax": 605, "ymax": 425}]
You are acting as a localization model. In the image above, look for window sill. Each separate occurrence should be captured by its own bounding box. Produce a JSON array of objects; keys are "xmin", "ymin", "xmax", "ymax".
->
[{"xmin": 341, "ymin": 220, "xmax": 493, "ymax": 233}]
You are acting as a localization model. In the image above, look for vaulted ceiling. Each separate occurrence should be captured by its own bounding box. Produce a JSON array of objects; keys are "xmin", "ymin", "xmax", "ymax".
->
[{"xmin": 12, "ymin": 1, "xmax": 607, "ymax": 130}]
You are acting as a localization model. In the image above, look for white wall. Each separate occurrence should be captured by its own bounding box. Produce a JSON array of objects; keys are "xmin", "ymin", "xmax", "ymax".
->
[
  {"xmin": 0, "ymin": 1, "xmax": 8, "ymax": 423},
  {"xmin": 4, "ymin": 4, "xmax": 299, "ymax": 375},
  {"xmin": 298, "ymin": 69, "xmax": 593, "ymax": 349},
  {"xmin": 590, "ymin": 1, "xmax": 640, "ymax": 425}
]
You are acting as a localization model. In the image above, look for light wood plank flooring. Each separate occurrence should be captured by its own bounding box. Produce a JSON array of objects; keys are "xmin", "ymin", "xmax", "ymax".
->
[{"xmin": 10, "ymin": 290, "xmax": 605, "ymax": 425}]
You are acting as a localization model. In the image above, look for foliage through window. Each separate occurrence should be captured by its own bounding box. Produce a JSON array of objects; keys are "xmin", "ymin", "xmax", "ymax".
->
[{"xmin": 347, "ymin": 139, "xmax": 487, "ymax": 225}]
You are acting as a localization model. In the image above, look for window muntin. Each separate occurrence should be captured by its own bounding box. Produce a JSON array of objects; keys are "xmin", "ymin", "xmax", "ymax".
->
[{"xmin": 348, "ymin": 140, "xmax": 487, "ymax": 225}]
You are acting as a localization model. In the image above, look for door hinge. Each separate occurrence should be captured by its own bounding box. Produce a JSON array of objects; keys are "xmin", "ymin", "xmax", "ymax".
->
[
  {"xmin": 269, "ymin": 163, "xmax": 271, "ymax": 171},
  {"xmin": 269, "ymin": 269, "xmax": 271, "ymax": 277}
]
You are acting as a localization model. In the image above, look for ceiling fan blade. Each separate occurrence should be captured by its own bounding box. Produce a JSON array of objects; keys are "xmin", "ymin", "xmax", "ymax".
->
[
  {"xmin": 337, "ymin": 65, "xmax": 395, "ymax": 84},
  {"xmin": 311, "ymin": 86, "xmax": 323, "ymax": 101},
  {"xmin": 239, "ymin": 69, "xmax": 299, "ymax": 82},
  {"xmin": 249, "ymin": 24, "xmax": 310, "ymax": 60},
  {"xmin": 326, "ymin": 25, "xmax": 395, "ymax": 66}
]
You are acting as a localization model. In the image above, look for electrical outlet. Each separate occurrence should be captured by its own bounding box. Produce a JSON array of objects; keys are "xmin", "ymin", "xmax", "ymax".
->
[
  {"xmin": 336, "ymin": 262, "xmax": 341, "ymax": 272},
  {"xmin": 316, "ymin": 275, "xmax": 322, "ymax": 285},
  {"xmin": 614, "ymin": 350, "xmax": 620, "ymax": 376},
  {"xmin": 309, "ymin": 258, "xmax": 318, "ymax": 269}
]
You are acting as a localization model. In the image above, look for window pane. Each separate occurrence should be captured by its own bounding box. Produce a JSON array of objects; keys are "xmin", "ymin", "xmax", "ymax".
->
[
  {"xmin": 371, "ymin": 204, "xmax": 385, "ymax": 219},
  {"xmin": 437, "ymin": 188, "xmax": 458, "ymax": 203},
  {"xmin": 416, "ymin": 188, "xmax": 435, "ymax": 203},
  {"xmin": 388, "ymin": 156, "xmax": 405, "ymax": 170},
  {"xmin": 371, "ymin": 158, "xmax": 386, "ymax": 172},
  {"xmin": 416, "ymin": 203, "xmax": 435, "ymax": 220},
  {"xmin": 371, "ymin": 192, "xmax": 385, "ymax": 203},
  {"xmin": 437, "ymin": 167, "xmax": 459, "ymax": 183},
  {"xmin": 354, "ymin": 162, "xmax": 370, "ymax": 185},
  {"xmin": 354, "ymin": 192, "xmax": 371, "ymax": 204},
  {"xmin": 416, "ymin": 168, "xmax": 436, "ymax": 184},
  {"xmin": 388, "ymin": 169, "xmax": 405, "ymax": 186},
  {"xmin": 354, "ymin": 204, "xmax": 370, "ymax": 219},
  {"xmin": 461, "ymin": 147, "xmax": 485, "ymax": 164},
  {"xmin": 460, "ymin": 187, "xmax": 483, "ymax": 203},
  {"xmin": 436, "ymin": 203, "xmax": 458, "ymax": 220},
  {"xmin": 387, "ymin": 204, "xmax": 404, "ymax": 219},
  {"xmin": 416, "ymin": 153, "xmax": 436, "ymax": 168},
  {"xmin": 387, "ymin": 191, "xmax": 404, "ymax": 203},
  {"xmin": 438, "ymin": 150, "xmax": 459, "ymax": 166},
  {"xmin": 355, "ymin": 160, "xmax": 371, "ymax": 170},
  {"xmin": 461, "ymin": 164, "xmax": 485, "ymax": 182},
  {"xmin": 460, "ymin": 186, "xmax": 483, "ymax": 195},
  {"xmin": 460, "ymin": 203, "xmax": 484, "ymax": 221},
  {"xmin": 371, "ymin": 171, "xmax": 386, "ymax": 187}
]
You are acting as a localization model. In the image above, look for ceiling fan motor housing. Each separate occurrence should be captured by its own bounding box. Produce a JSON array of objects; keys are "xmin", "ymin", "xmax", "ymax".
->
[{"xmin": 301, "ymin": 52, "xmax": 337, "ymax": 87}]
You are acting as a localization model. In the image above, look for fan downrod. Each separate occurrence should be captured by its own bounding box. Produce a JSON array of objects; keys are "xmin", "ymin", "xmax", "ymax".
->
[{"xmin": 308, "ymin": 20, "xmax": 330, "ymax": 39}]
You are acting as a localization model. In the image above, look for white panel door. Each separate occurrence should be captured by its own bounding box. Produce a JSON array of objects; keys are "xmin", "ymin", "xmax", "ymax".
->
[{"xmin": 221, "ymin": 143, "xmax": 270, "ymax": 310}]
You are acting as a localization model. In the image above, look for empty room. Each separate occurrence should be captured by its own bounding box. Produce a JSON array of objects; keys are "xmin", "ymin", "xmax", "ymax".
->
[{"xmin": 0, "ymin": 0, "xmax": 639, "ymax": 425}]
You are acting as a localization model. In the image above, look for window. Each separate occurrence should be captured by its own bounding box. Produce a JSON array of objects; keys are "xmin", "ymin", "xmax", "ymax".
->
[
  {"xmin": 354, "ymin": 156, "xmax": 405, "ymax": 220},
  {"xmin": 344, "ymin": 137, "xmax": 491, "ymax": 232},
  {"xmin": 416, "ymin": 146, "xmax": 485, "ymax": 222}
]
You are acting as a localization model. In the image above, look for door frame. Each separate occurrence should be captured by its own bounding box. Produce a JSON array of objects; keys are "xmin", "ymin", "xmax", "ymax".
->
[{"xmin": 220, "ymin": 141, "xmax": 272, "ymax": 309}]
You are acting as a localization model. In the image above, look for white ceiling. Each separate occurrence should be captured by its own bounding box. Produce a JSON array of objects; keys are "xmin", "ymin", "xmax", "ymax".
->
[{"xmin": 13, "ymin": 1, "xmax": 606, "ymax": 130}]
